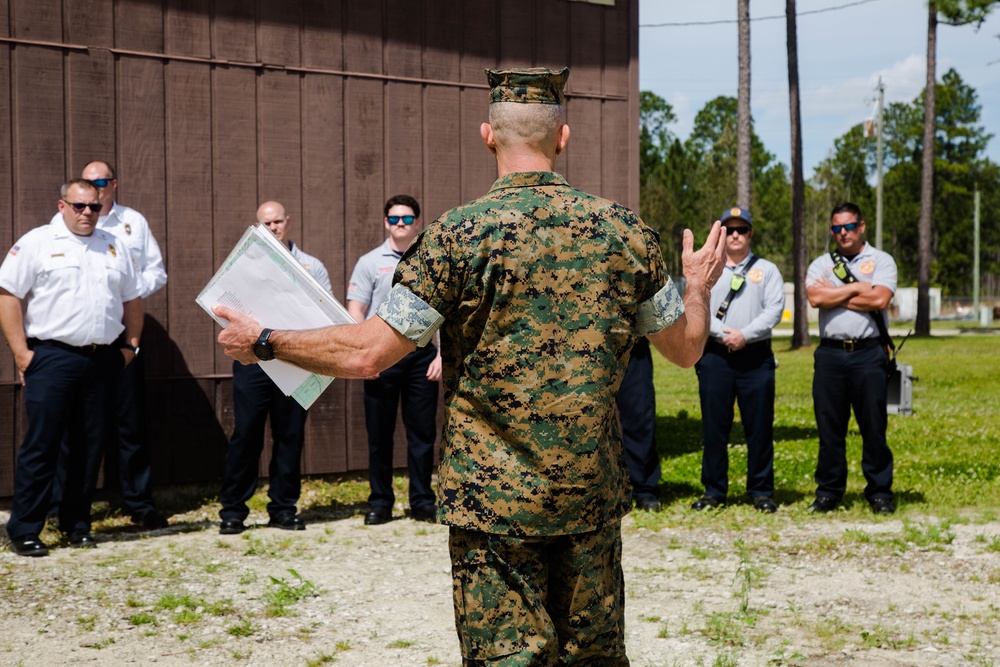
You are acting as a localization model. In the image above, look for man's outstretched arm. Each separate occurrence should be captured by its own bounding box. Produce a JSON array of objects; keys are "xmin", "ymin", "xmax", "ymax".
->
[{"xmin": 214, "ymin": 305, "xmax": 415, "ymax": 379}]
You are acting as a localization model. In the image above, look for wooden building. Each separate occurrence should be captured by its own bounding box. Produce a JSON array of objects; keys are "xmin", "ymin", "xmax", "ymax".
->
[{"xmin": 0, "ymin": 0, "xmax": 639, "ymax": 497}]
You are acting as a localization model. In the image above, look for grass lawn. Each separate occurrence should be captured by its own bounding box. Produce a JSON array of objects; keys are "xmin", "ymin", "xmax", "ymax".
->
[{"xmin": 650, "ymin": 334, "xmax": 1000, "ymax": 522}]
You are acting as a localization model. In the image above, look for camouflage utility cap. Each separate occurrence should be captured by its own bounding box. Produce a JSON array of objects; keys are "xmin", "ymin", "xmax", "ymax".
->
[{"xmin": 487, "ymin": 67, "xmax": 569, "ymax": 105}]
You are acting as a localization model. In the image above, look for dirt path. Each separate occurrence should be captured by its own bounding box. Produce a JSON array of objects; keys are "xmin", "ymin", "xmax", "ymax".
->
[{"xmin": 1, "ymin": 508, "xmax": 998, "ymax": 667}]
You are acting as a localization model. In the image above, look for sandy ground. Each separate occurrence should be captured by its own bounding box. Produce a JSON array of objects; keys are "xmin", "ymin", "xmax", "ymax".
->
[{"xmin": 1, "ymin": 504, "xmax": 999, "ymax": 667}]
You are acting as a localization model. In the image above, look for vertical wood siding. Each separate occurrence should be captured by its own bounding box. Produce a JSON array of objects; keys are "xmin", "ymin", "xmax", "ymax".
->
[{"xmin": 0, "ymin": 0, "xmax": 638, "ymax": 496}]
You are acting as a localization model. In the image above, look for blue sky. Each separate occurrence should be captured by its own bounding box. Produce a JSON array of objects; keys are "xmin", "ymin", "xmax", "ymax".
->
[{"xmin": 638, "ymin": 0, "xmax": 1000, "ymax": 175}]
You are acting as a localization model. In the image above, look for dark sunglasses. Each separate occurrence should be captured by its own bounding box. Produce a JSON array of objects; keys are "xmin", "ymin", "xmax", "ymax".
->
[
  {"xmin": 831, "ymin": 222, "xmax": 860, "ymax": 234},
  {"xmin": 91, "ymin": 178, "xmax": 113, "ymax": 188},
  {"xmin": 725, "ymin": 226, "xmax": 751, "ymax": 236},
  {"xmin": 62, "ymin": 200, "xmax": 103, "ymax": 213},
  {"xmin": 388, "ymin": 215, "xmax": 415, "ymax": 225}
]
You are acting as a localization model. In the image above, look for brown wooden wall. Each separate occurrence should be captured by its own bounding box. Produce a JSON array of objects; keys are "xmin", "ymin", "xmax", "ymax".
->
[{"xmin": 0, "ymin": 0, "xmax": 640, "ymax": 497}]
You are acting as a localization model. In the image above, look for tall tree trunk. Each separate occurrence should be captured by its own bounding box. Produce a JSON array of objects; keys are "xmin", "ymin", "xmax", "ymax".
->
[
  {"xmin": 736, "ymin": 0, "xmax": 752, "ymax": 207},
  {"xmin": 917, "ymin": 2, "xmax": 937, "ymax": 335},
  {"xmin": 787, "ymin": 0, "xmax": 809, "ymax": 349}
]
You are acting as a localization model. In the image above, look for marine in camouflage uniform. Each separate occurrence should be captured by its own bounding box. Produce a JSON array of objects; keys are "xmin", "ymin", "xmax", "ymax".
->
[
  {"xmin": 215, "ymin": 67, "xmax": 727, "ymax": 667},
  {"xmin": 383, "ymin": 168, "xmax": 681, "ymax": 663}
]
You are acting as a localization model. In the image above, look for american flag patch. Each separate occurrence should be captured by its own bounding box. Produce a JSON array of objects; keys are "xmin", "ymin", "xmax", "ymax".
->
[{"xmin": 8, "ymin": 245, "xmax": 19, "ymax": 256}]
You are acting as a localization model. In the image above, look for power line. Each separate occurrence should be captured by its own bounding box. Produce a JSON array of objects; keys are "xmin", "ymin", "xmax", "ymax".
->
[{"xmin": 640, "ymin": 0, "xmax": 881, "ymax": 28}]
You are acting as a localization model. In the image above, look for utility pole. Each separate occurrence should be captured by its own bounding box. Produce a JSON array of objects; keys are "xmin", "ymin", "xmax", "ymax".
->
[
  {"xmin": 974, "ymin": 183, "xmax": 981, "ymax": 315},
  {"xmin": 875, "ymin": 78, "xmax": 885, "ymax": 250}
]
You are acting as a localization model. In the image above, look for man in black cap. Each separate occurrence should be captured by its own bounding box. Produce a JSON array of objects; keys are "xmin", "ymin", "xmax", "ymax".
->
[
  {"xmin": 692, "ymin": 206, "xmax": 785, "ymax": 513},
  {"xmin": 214, "ymin": 67, "xmax": 726, "ymax": 665}
]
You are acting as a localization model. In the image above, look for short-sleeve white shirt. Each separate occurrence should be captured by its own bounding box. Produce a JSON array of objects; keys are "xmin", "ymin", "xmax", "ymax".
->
[
  {"xmin": 49, "ymin": 201, "xmax": 167, "ymax": 298},
  {"xmin": 0, "ymin": 216, "xmax": 141, "ymax": 346}
]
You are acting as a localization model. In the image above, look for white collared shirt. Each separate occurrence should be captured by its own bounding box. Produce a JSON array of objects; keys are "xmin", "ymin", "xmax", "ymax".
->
[
  {"xmin": 0, "ymin": 217, "xmax": 141, "ymax": 346},
  {"xmin": 49, "ymin": 201, "xmax": 166, "ymax": 298}
]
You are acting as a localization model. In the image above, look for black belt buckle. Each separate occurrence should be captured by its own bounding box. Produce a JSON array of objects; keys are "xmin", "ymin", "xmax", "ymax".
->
[
  {"xmin": 843, "ymin": 340, "xmax": 855, "ymax": 352},
  {"xmin": 83, "ymin": 343, "xmax": 98, "ymax": 354}
]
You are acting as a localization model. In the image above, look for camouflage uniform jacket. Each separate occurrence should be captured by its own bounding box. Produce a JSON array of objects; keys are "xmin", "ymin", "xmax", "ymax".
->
[{"xmin": 376, "ymin": 171, "xmax": 683, "ymax": 536}]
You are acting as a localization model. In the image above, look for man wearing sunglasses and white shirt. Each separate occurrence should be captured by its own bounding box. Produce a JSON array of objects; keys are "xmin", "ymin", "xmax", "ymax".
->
[
  {"xmin": 806, "ymin": 202, "xmax": 897, "ymax": 515},
  {"xmin": 692, "ymin": 206, "xmax": 784, "ymax": 513},
  {"xmin": 46, "ymin": 160, "xmax": 169, "ymax": 531},
  {"xmin": 1, "ymin": 179, "xmax": 142, "ymax": 556},
  {"xmin": 347, "ymin": 194, "xmax": 441, "ymax": 525}
]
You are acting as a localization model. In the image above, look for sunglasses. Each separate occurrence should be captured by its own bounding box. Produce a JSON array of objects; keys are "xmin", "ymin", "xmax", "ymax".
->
[
  {"xmin": 831, "ymin": 222, "xmax": 860, "ymax": 234},
  {"xmin": 388, "ymin": 215, "xmax": 415, "ymax": 225},
  {"xmin": 724, "ymin": 226, "xmax": 751, "ymax": 236},
  {"xmin": 91, "ymin": 178, "xmax": 113, "ymax": 188},
  {"xmin": 62, "ymin": 200, "xmax": 103, "ymax": 213}
]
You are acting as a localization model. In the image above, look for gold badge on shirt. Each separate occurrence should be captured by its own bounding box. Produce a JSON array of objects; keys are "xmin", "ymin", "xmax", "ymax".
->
[
  {"xmin": 124, "ymin": 223, "xmax": 132, "ymax": 235},
  {"xmin": 748, "ymin": 268, "xmax": 763, "ymax": 283},
  {"xmin": 860, "ymin": 260, "xmax": 875, "ymax": 275},
  {"xmin": 108, "ymin": 244, "xmax": 117, "ymax": 257}
]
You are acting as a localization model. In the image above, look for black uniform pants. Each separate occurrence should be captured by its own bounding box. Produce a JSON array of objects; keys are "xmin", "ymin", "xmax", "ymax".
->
[
  {"xmin": 219, "ymin": 362, "xmax": 308, "ymax": 522},
  {"xmin": 615, "ymin": 339, "xmax": 660, "ymax": 501},
  {"xmin": 106, "ymin": 347, "xmax": 157, "ymax": 516},
  {"xmin": 6, "ymin": 344, "xmax": 122, "ymax": 540},
  {"xmin": 363, "ymin": 344, "xmax": 438, "ymax": 512},
  {"xmin": 812, "ymin": 344, "xmax": 893, "ymax": 501},
  {"xmin": 695, "ymin": 341, "xmax": 776, "ymax": 500}
]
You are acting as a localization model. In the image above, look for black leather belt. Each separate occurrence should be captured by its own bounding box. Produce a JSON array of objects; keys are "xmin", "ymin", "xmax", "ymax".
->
[
  {"xmin": 819, "ymin": 337, "xmax": 881, "ymax": 352},
  {"xmin": 28, "ymin": 338, "xmax": 111, "ymax": 355},
  {"xmin": 706, "ymin": 339, "xmax": 772, "ymax": 356}
]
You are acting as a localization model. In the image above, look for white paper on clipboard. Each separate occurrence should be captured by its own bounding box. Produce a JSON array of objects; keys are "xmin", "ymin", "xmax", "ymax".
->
[{"xmin": 196, "ymin": 225, "xmax": 355, "ymax": 409}]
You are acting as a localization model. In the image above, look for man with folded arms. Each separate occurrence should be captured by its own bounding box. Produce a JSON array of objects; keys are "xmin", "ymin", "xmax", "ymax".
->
[{"xmin": 806, "ymin": 202, "xmax": 897, "ymax": 515}]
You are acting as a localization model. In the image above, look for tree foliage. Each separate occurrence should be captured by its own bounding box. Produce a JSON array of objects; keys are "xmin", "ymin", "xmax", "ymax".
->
[{"xmin": 639, "ymin": 67, "xmax": 1000, "ymax": 302}]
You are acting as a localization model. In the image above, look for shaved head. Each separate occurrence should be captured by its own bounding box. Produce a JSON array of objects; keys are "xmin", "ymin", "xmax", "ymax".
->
[
  {"xmin": 488, "ymin": 102, "xmax": 566, "ymax": 156},
  {"xmin": 256, "ymin": 201, "xmax": 290, "ymax": 242}
]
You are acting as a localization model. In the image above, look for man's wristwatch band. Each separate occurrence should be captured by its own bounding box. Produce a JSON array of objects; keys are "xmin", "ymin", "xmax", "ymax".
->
[{"xmin": 253, "ymin": 328, "xmax": 275, "ymax": 361}]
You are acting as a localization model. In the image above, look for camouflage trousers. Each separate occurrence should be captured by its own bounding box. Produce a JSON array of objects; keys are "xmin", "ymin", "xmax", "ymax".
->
[{"xmin": 449, "ymin": 522, "xmax": 629, "ymax": 666}]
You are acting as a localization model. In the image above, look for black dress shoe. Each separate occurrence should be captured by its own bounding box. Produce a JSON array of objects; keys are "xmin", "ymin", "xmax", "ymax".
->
[
  {"xmin": 68, "ymin": 532, "xmax": 97, "ymax": 548},
  {"xmin": 131, "ymin": 509, "xmax": 169, "ymax": 530},
  {"xmin": 10, "ymin": 535, "xmax": 49, "ymax": 557},
  {"xmin": 409, "ymin": 506, "xmax": 436, "ymax": 523},
  {"xmin": 635, "ymin": 497, "xmax": 661, "ymax": 512},
  {"xmin": 808, "ymin": 496, "xmax": 840, "ymax": 513},
  {"xmin": 869, "ymin": 497, "xmax": 896, "ymax": 515},
  {"xmin": 691, "ymin": 495, "xmax": 724, "ymax": 511},
  {"xmin": 364, "ymin": 508, "xmax": 392, "ymax": 525},
  {"xmin": 219, "ymin": 519, "xmax": 246, "ymax": 535},
  {"xmin": 752, "ymin": 496, "xmax": 777, "ymax": 513},
  {"xmin": 268, "ymin": 512, "xmax": 306, "ymax": 530}
]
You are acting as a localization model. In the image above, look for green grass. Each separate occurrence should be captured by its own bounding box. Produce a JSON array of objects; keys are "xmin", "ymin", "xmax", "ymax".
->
[
  {"xmin": 264, "ymin": 569, "xmax": 319, "ymax": 617},
  {"xmin": 651, "ymin": 335, "xmax": 1000, "ymax": 519}
]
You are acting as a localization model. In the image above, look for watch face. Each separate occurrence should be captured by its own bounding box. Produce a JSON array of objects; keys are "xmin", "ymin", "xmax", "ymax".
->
[{"xmin": 253, "ymin": 329, "xmax": 275, "ymax": 361}]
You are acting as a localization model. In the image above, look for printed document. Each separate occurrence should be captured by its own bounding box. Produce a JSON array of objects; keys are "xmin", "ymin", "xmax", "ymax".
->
[{"xmin": 196, "ymin": 225, "xmax": 354, "ymax": 409}]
